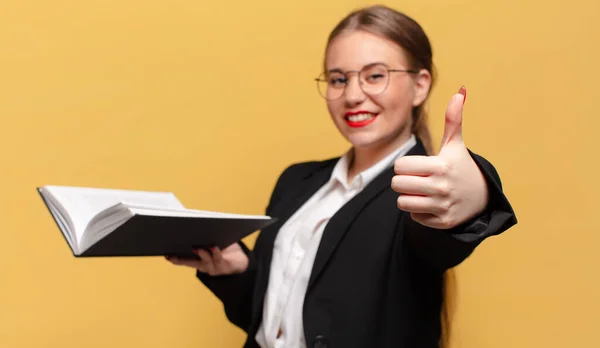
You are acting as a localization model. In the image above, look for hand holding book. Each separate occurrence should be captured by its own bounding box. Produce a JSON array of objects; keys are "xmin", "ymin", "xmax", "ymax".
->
[{"xmin": 166, "ymin": 244, "xmax": 249, "ymax": 275}]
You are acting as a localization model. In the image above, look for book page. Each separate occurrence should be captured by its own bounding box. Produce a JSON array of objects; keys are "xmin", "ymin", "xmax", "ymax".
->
[
  {"xmin": 46, "ymin": 200, "xmax": 76, "ymax": 251},
  {"xmin": 42, "ymin": 186, "xmax": 185, "ymax": 247},
  {"xmin": 125, "ymin": 204, "xmax": 272, "ymax": 219}
]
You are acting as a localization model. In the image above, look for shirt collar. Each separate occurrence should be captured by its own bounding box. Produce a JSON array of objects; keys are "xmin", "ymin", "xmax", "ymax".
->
[{"xmin": 331, "ymin": 134, "xmax": 417, "ymax": 190}]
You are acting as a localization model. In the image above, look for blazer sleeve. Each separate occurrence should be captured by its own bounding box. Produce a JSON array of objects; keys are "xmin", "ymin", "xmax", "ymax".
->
[
  {"xmin": 195, "ymin": 163, "xmax": 302, "ymax": 332},
  {"xmin": 195, "ymin": 242, "xmax": 257, "ymax": 332},
  {"xmin": 404, "ymin": 150, "xmax": 518, "ymax": 270}
]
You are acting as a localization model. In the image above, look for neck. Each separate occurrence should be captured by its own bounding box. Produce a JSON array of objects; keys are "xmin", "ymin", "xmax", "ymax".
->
[{"xmin": 347, "ymin": 132, "xmax": 413, "ymax": 182}]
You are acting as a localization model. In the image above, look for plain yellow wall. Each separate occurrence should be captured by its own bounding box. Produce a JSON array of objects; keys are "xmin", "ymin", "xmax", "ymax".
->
[{"xmin": 1, "ymin": 0, "xmax": 599, "ymax": 347}]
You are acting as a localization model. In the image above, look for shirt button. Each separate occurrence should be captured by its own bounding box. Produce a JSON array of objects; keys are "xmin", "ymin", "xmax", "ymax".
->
[{"xmin": 313, "ymin": 335, "xmax": 328, "ymax": 348}]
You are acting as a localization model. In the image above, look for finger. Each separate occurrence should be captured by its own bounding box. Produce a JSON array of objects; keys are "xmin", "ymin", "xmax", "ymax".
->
[
  {"xmin": 197, "ymin": 249, "xmax": 217, "ymax": 273},
  {"xmin": 391, "ymin": 175, "xmax": 449, "ymax": 196},
  {"xmin": 440, "ymin": 86, "xmax": 465, "ymax": 149},
  {"xmin": 397, "ymin": 195, "xmax": 448, "ymax": 214},
  {"xmin": 166, "ymin": 256, "xmax": 205, "ymax": 269},
  {"xmin": 196, "ymin": 248, "xmax": 214, "ymax": 263},
  {"xmin": 394, "ymin": 156, "xmax": 446, "ymax": 176},
  {"xmin": 211, "ymin": 247, "xmax": 224, "ymax": 263},
  {"xmin": 410, "ymin": 212, "xmax": 455, "ymax": 230}
]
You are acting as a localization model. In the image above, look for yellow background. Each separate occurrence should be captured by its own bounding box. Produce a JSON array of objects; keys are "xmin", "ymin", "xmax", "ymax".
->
[{"xmin": 1, "ymin": 0, "xmax": 598, "ymax": 347}]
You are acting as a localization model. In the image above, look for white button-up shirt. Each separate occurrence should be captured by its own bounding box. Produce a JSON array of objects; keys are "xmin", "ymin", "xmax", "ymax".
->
[{"xmin": 255, "ymin": 135, "xmax": 417, "ymax": 348}]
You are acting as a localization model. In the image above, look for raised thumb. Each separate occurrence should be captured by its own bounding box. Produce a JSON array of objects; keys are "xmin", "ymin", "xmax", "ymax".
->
[{"xmin": 440, "ymin": 86, "xmax": 466, "ymax": 149}]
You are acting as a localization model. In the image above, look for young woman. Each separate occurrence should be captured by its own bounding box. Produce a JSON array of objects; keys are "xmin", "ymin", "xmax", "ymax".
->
[{"xmin": 167, "ymin": 5, "xmax": 517, "ymax": 348}]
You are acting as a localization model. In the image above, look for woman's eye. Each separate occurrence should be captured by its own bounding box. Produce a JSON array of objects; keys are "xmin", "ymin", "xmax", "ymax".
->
[
  {"xmin": 329, "ymin": 77, "xmax": 347, "ymax": 86},
  {"xmin": 367, "ymin": 73, "xmax": 384, "ymax": 81}
]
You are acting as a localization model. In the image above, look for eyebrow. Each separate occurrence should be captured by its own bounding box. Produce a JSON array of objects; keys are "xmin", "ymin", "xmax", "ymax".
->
[{"xmin": 326, "ymin": 61, "xmax": 388, "ymax": 74}]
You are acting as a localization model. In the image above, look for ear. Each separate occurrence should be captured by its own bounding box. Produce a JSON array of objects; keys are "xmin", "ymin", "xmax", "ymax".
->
[{"xmin": 412, "ymin": 69, "xmax": 432, "ymax": 107}]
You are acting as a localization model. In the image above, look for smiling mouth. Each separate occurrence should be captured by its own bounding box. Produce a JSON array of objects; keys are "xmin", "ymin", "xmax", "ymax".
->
[{"xmin": 344, "ymin": 112, "xmax": 378, "ymax": 128}]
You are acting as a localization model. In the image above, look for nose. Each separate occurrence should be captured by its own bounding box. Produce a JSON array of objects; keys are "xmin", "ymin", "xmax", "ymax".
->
[{"xmin": 343, "ymin": 76, "xmax": 366, "ymax": 106}]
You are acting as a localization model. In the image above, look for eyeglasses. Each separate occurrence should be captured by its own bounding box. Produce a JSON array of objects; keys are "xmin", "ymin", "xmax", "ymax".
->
[{"xmin": 315, "ymin": 63, "xmax": 418, "ymax": 101}]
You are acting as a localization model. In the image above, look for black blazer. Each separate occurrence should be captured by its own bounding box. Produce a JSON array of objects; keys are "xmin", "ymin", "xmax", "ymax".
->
[{"xmin": 197, "ymin": 139, "xmax": 517, "ymax": 348}]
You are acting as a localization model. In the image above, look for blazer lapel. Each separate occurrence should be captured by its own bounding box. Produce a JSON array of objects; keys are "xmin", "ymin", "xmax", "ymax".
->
[
  {"xmin": 262, "ymin": 160, "xmax": 337, "ymax": 244},
  {"xmin": 251, "ymin": 160, "xmax": 336, "ymax": 323},
  {"xmin": 307, "ymin": 140, "xmax": 427, "ymax": 290}
]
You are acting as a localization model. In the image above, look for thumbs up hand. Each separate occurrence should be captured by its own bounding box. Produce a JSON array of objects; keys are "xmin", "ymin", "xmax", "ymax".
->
[{"xmin": 391, "ymin": 86, "xmax": 488, "ymax": 229}]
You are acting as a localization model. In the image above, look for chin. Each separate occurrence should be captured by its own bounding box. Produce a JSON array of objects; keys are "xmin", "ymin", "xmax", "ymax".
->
[{"xmin": 345, "ymin": 133, "xmax": 384, "ymax": 149}]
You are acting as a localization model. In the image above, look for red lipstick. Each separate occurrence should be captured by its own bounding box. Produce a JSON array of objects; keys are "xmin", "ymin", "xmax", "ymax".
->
[{"xmin": 344, "ymin": 111, "xmax": 378, "ymax": 128}]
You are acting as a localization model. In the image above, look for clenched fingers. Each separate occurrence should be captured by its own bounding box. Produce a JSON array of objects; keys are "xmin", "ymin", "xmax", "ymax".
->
[
  {"xmin": 391, "ymin": 175, "xmax": 450, "ymax": 197},
  {"xmin": 396, "ymin": 195, "xmax": 452, "ymax": 215},
  {"xmin": 394, "ymin": 155, "xmax": 448, "ymax": 176}
]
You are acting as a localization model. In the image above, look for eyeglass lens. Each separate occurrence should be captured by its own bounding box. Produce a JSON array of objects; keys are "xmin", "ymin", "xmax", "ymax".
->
[{"xmin": 317, "ymin": 63, "xmax": 391, "ymax": 100}]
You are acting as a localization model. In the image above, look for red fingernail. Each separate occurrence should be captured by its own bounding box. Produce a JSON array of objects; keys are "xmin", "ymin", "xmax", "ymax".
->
[{"xmin": 458, "ymin": 85, "xmax": 466, "ymax": 104}]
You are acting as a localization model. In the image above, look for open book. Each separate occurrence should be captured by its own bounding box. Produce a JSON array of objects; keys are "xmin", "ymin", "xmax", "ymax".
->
[{"xmin": 37, "ymin": 185, "xmax": 275, "ymax": 258}]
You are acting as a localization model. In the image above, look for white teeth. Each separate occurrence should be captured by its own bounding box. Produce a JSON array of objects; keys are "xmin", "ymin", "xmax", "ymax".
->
[{"xmin": 347, "ymin": 113, "xmax": 375, "ymax": 122}]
